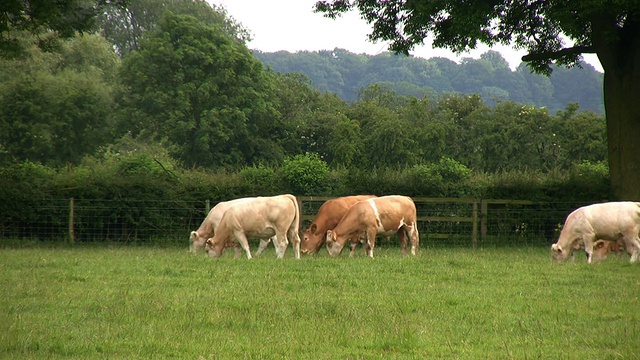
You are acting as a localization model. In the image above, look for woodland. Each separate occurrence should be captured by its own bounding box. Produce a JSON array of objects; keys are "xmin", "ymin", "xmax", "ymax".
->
[
  {"xmin": 254, "ymin": 49, "xmax": 604, "ymax": 114},
  {"xmin": 0, "ymin": 0, "xmax": 610, "ymax": 206}
]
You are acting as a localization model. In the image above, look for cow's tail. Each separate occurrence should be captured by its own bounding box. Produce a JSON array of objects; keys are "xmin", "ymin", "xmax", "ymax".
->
[{"xmin": 287, "ymin": 194, "xmax": 302, "ymax": 259}]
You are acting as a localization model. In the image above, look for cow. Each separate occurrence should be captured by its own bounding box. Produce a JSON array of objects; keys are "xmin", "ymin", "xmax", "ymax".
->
[
  {"xmin": 550, "ymin": 202, "xmax": 640, "ymax": 263},
  {"xmin": 300, "ymin": 195, "xmax": 377, "ymax": 256},
  {"xmin": 325, "ymin": 195, "xmax": 419, "ymax": 258},
  {"xmin": 590, "ymin": 239, "xmax": 629, "ymax": 262},
  {"xmin": 205, "ymin": 194, "xmax": 301, "ymax": 259},
  {"xmin": 189, "ymin": 197, "xmax": 271, "ymax": 255}
]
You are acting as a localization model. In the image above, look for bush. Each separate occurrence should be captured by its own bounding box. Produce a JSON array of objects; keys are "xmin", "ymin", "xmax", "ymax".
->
[
  {"xmin": 433, "ymin": 156, "xmax": 472, "ymax": 183},
  {"xmin": 280, "ymin": 153, "xmax": 330, "ymax": 195},
  {"xmin": 238, "ymin": 165, "xmax": 278, "ymax": 195}
]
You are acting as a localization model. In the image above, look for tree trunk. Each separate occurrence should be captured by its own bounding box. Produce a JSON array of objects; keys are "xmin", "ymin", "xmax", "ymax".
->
[{"xmin": 603, "ymin": 58, "xmax": 640, "ymax": 200}]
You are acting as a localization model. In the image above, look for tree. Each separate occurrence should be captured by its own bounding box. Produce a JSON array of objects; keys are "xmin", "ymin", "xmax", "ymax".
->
[
  {"xmin": 116, "ymin": 11, "xmax": 278, "ymax": 169},
  {"xmin": 315, "ymin": 1, "xmax": 640, "ymax": 200},
  {"xmin": 350, "ymin": 85, "xmax": 418, "ymax": 168},
  {"xmin": 0, "ymin": 34, "xmax": 119, "ymax": 165},
  {"xmin": 0, "ymin": 0, "xmax": 126, "ymax": 58},
  {"xmin": 97, "ymin": 0, "xmax": 248, "ymax": 57}
]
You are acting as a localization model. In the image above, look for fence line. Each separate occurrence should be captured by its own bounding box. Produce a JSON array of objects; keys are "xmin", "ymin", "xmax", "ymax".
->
[{"xmin": 1, "ymin": 197, "xmax": 590, "ymax": 247}]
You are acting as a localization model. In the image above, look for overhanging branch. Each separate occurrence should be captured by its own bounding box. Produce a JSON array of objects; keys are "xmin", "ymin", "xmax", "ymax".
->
[{"xmin": 521, "ymin": 45, "xmax": 595, "ymax": 62}]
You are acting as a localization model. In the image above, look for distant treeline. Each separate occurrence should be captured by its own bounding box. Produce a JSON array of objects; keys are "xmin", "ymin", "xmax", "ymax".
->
[{"xmin": 254, "ymin": 49, "xmax": 604, "ymax": 114}]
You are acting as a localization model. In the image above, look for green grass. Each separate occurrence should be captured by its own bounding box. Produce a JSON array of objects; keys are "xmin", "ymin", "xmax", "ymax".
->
[{"xmin": 1, "ymin": 244, "xmax": 639, "ymax": 359}]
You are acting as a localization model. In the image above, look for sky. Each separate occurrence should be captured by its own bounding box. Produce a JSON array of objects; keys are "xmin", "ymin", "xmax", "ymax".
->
[{"xmin": 210, "ymin": 0, "xmax": 603, "ymax": 72}]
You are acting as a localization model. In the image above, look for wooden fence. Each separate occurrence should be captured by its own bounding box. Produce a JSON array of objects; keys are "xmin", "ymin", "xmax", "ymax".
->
[
  {"xmin": 2, "ymin": 197, "xmax": 584, "ymax": 247},
  {"xmin": 296, "ymin": 196, "xmax": 558, "ymax": 248}
]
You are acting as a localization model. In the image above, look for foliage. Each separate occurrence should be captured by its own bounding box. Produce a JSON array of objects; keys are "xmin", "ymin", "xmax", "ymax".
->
[
  {"xmin": 237, "ymin": 164, "xmax": 278, "ymax": 196},
  {"xmin": 314, "ymin": 0, "xmax": 640, "ymax": 201},
  {"xmin": 314, "ymin": 1, "xmax": 636, "ymax": 74},
  {"xmin": 97, "ymin": 0, "xmax": 249, "ymax": 57},
  {"xmin": 115, "ymin": 11, "xmax": 279, "ymax": 169},
  {"xmin": 0, "ymin": 0, "xmax": 127, "ymax": 58},
  {"xmin": 280, "ymin": 153, "xmax": 330, "ymax": 195},
  {"xmin": 254, "ymin": 49, "xmax": 604, "ymax": 113},
  {"xmin": 0, "ymin": 34, "xmax": 119, "ymax": 166}
]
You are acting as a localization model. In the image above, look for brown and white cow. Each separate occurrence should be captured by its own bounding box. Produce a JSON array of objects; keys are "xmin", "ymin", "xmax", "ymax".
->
[
  {"xmin": 205, "ymin": 194, "xmax": 301, "ymax": 259},
  {"xmin": 300, "ymin": 195, "xmax": 377, "ymax": 256},
  {"xmin": 189, "ymin": 197, "xmax": 271, "ymax": 254},
  {"xmin": 550, "ymin": 202, "xmax": 640, "ymax": 263},
  {"xmin": 325, "ymin": 195, "xmax": 419, "ymax": 258}
]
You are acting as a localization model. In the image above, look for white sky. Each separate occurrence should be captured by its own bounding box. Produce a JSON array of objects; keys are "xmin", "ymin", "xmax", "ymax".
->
[{"xmin": 210, "ymin": 0, "xmax": 603, "ymax": 72}]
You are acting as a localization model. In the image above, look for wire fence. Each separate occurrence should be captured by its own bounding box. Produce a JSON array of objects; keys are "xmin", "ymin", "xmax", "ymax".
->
[{"xmin": 0, "ymin": 197, "xmax": 591, "ymax": 247}]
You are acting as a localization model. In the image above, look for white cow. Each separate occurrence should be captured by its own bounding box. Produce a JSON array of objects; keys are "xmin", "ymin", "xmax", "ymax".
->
[
  {"xmin": 550, "ymin": 201, "xmax": 640, "ymax": 263},
  {"xmin": 189, "ymin": 197, "xmax": 271, "ymax": 255},
  {"xmin": 205, "ymin": 194, "xmax": 301, "ymax": 259}
]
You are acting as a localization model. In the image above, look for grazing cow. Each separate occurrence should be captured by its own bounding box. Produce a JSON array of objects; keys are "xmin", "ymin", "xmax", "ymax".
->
[
  {"xmin": 325, "ymin": 195, "xmax": 419, "ymax": 258},
  {"xmin": 590, "ymin": 239, "xmax": 629, "ymax": 262},
  {"xmin": 189, "ymin": 197, "xmax": 271, "ymax": 254},
  {"xmin": 205, "ymin": 194, "xmax": 301, "ymax": 259},
  {"xmin": 550, "ymin": 202, "xmax": 640, "ymax": 263},
  {"xmin": 301, "ymin": 195, "xmax": 377, "ymax": 256}
]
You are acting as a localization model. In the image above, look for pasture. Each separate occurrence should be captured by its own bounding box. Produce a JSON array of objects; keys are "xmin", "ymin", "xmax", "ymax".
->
[{"xmin": 1, "ymin": 244, "xmax": 639, "ymax": 359}]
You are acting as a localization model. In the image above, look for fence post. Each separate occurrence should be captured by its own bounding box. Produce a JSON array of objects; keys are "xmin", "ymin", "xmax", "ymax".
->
[
  {"xmin": 472, "ymin": 202, "xmax": 478, "ymax": 249},
  {"xmin": 205, "ymin": 199, "xmax": 210, "ymax": 215},
  {"xmin": 69, "ymin": 197, "xmax": 75, "ymax": 245},
  {"xmin": 480, "ymin": 200, "xmax": 488, "ymax": 241}
]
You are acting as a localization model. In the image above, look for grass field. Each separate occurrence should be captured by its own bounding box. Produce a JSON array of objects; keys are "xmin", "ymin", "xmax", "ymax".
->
[{"xmin": 1, "ymin": 243, "xmax": 639, "ymax": 359}]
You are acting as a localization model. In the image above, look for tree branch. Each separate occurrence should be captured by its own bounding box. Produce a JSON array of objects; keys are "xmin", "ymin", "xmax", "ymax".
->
[{"xmin": 521, "ymin": 45, "xmax": 595, "ymax": 62}]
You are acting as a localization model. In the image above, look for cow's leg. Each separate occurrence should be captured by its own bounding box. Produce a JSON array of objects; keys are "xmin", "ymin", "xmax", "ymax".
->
[
  {"xmin": 625, "ymin": 235, "xmax": 640, "ymax": 263},
  {"xmin": 365, "ymin": 229, "xmax": 376, "ymax": 258},
  {"xmin": 583, "ymin": 236, "xmax": 595, "ymax": 264},
  {"xmin": 234, "ymin": 244, "xmax": 243, "ymax": 259},
  {"xmin": 287, "ymin": 227, "xmax": 301, "ymax": 260},
  {"xmin": 255, "ymin": 237, "xmax": 272, "ymax": 256},
  {"xmin": 234, "ymin": 231, "xmax": 252, "ymax": 259},
  {"xmin": 348, "ymin": 240, "xmax": 358, "ymax": 257},
  {"xmin": 274, "ymin": 231, "xmax": 289, "ymax": 259},
  {"xmin": 410, "ymin": 225, "xmax": 419, "ymax": 256},
  {"xmin": 397, "ymin": 228, "xmax": 408, "ymax": 256}
]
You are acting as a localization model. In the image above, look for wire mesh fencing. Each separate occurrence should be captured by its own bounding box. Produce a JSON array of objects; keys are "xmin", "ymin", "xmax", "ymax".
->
[{"xmin": 0, "ymin": 197, "xmax": 591, "ymax": 247}]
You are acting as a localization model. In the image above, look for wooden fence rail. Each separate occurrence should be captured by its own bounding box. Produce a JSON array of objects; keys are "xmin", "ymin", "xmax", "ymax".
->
[
  {"xmin": 297, "ymin": 196, "xmax": 557, "ymax": 248},
  {"xmin": 5, "ymin": 197, "xmax": 582, "ymax": 246}
]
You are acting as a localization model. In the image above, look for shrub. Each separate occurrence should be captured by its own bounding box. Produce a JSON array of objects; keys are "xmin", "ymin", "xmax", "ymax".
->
[
  {"xmin": 433, "ymin": 156, "xmax": 472, "ymax": 183},
  {"xmin": 280, "ymin": 153, "xmax": 330, "ymax": 195},
  {"xmin": 238, "ymin": 165, "xmax": 278, "ymax": 195},
  {"xmin": 406, "ymin": 164, "xmax": 444, "ymax": 196}
]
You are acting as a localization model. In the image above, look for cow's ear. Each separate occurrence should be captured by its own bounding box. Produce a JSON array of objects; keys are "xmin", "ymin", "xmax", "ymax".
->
[
  {"xmin": 594, "ymin": 240, "xmax": 606, "ymax": 250},
  {"xmin": 190, "ymin": 231, "xmax": 197, "ymax": 241},
  {"xmin": 310, "ymin": 224, "xmax": 317, "ymax": 234},
  {"xmin": 551, "ymin": 244, "xmax": 562, "ymax": 252},
  {"xmin": 326, "ymin": 230, "xmax": 333, "ymax": 241}
]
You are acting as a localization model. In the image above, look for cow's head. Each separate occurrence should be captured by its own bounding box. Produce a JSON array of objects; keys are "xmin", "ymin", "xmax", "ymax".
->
[
  {"xmin": 190, "ymin": 231, "xmax": 207, "ymax": 253},
  {"xmin": 550, "ymin": 241, "xmax": 580, "ymax": 262},
  {"xmin": 205, "ymin": 237, "xmax": 224, "ymax": 258},
  {"xmin": 301, "ymin": 224, "xmax": 324, "ymax": 255},
  {"xmin": 590, "ymin": 240, "xmax": 615, "ymax": 262},
  {"xmin": 325, "ymin": 230, "xmax": 344, "ymax": 257}
]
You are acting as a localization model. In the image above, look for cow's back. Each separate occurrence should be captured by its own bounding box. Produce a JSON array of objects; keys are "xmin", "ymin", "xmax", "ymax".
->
[
  {"xmin": 222, "ymin": 194, "xmax": 297, "ymax": 234},
  {"xmin": 374, "ymin": 196, "xmax": 417, "ymax": 220},
  {"xmin": 315, "ymin": 195, "xmax": 376, "ymax": 230},
  {"xmin": 572, "ymin": 202, "xmax": 640, "ymax": 238}
]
